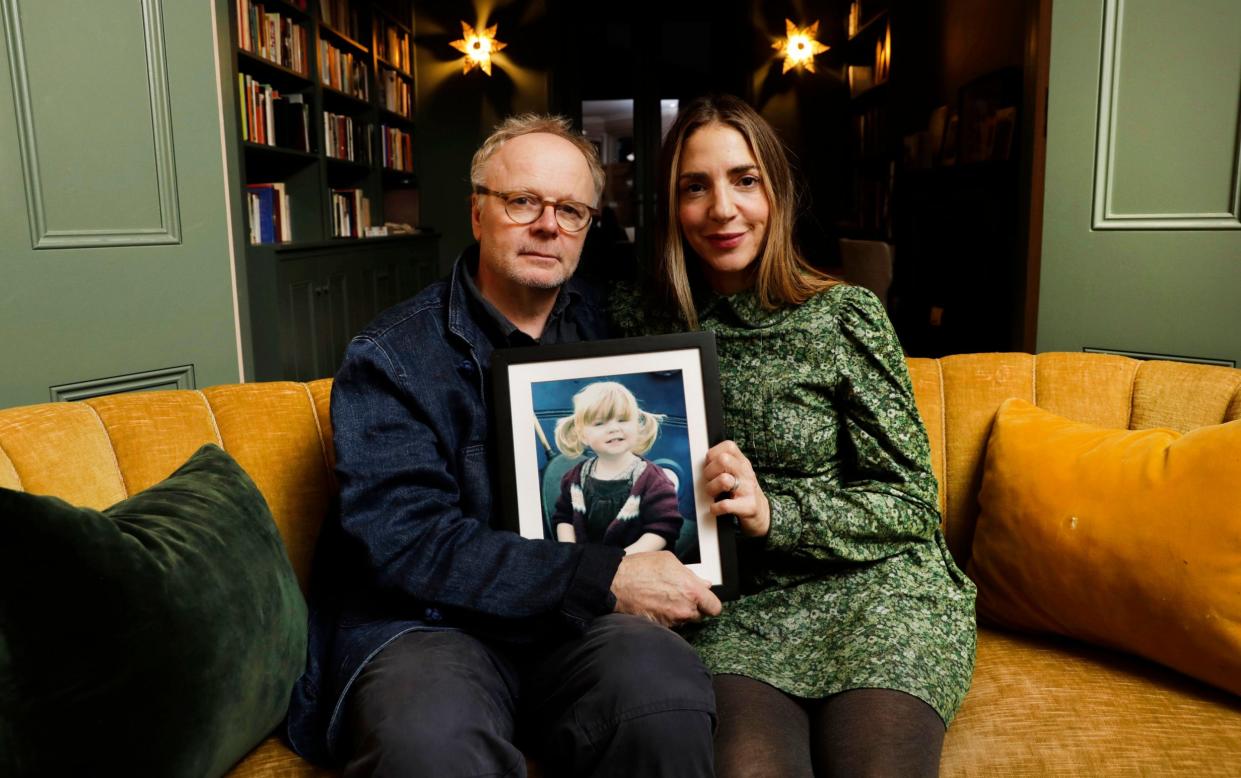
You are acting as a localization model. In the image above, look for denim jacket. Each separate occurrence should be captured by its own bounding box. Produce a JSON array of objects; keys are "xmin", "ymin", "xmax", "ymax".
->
[{"xmin": 285, "ymin": 247, "xmax": 624, "ymax": 764}]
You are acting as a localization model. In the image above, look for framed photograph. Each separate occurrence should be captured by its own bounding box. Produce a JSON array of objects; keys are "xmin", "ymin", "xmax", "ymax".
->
[{"xmin": 491, "ymin": 332, "xmax": 738, "ymax": 599}]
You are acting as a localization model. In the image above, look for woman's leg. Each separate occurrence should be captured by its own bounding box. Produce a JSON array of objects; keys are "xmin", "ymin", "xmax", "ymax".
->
[
  {"xmin": 810, "ymin": 688, "xmax": 945, "ymax": 778},
  {"xmin": 712, "ymin": 674, "xmax": 814, "ymax": 778}
]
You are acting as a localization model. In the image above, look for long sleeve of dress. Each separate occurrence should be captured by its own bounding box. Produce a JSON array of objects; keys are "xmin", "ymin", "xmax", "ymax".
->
[{"xmin": 760, "ymin": 287, "xmax": 942, "ymax": 564}]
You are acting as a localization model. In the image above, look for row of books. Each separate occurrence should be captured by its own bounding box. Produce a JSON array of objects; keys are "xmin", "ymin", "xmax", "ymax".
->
[
  {"xmin": 379, "ymin": 125, "xmax": 413, "ymax": 173},
  {"xmin": 374, "ymin": 18, "xmax": 411, "ymax": 72},
  {"xmin": 238, "ymin": 75, "xmax": 311, "ymax": 151},
  {"xmin": 247, "ymin": 183, "xmax": 292, "ymax": 244},
  {"xmin": 319, "ymin": 0, "xmax": 363, "ymax": 41},
  {"xmin": 378, "ymin": 69, "xmax": 412, "ymax": 118},
  {"xmin": 853, "ymin": 107, "xmax": 888, "ymax": 158},
  {"xmin": 237, "ymin": 0, "xmax": 308, "ymax": 75},
  {"xmin": 324, "ymin": 111, "xmax": 371, "ymax": 162},
  {"xmin": 846, "ymin": 1, "xmax": 865, "ymax": 37},
  {"xmin": 319, "ymin": 41, "xmax": 369, "ymax": 99},
  {"xmin": 330, "ymin": 188, "xmax": 372, "ymax": 238},
  {"xmin": 850, "ymin": 162, "xmax": 895, "ymax": 235}
]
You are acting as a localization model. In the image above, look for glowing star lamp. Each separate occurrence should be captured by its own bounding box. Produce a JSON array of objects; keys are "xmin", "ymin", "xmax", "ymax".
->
[
  {"xmin": 774, "ymin": 19, "xmax": 829, "ymax": 74},
  {"xmin": 450, "ymin": 21, "xmax": 506, "ymax": 75}
]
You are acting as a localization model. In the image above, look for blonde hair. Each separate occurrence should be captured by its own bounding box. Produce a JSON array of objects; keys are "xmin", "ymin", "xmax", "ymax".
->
[
  {"xmin": 656, "ymin": 94, "xmax": 839, "ymax": 329},
  {"xmin": 554, "ymin": 381, "xmax": 663, "ymax": 459},
  {"xmin": 470, "ymin": 113, "xmax": 605, "ymax": 201}
]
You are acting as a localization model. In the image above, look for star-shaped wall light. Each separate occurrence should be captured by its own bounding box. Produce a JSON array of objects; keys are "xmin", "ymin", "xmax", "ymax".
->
[
  {"xmin": 450, "ymin": 21, "xmax": 506, "ymax": 75},
  {"xmin": 773, "ymin": 19, "xmax": 829, "ymax": 74}
]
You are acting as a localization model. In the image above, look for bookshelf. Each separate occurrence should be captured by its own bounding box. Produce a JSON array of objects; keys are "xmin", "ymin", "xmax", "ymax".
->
[
  {"xmin": 225, "ymin": 0, "xmax": 437, "ymax": 381},
  {"xmin": 839, "ymin": 1, "xmax": 896, "ymax": 240}
]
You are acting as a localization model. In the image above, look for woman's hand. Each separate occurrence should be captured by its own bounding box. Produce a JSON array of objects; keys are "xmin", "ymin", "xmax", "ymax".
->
[{"xmin": 704, "ymin": 440, "xmax": 770, "ymax": 538}]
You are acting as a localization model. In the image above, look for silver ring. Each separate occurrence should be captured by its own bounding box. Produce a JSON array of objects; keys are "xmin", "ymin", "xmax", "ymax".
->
[{"xmin": 728, "ymin": 473, "xmax": 739, "ymax": 492}]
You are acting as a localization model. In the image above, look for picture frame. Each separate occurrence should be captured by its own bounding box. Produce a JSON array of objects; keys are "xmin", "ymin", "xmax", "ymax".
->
[{"xmin": 491, "ymin": 332, "xmax": 738, "ymax": 600}]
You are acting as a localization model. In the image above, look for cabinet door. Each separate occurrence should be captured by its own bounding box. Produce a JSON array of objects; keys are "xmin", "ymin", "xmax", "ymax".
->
[
  {"xmin": 274, "ymin": 237, "xmax": 440, "ymax": 381},
  {"xmin": 278, "ymin": 253, "xmax": 352, "ymax": 381},
  {"xmin": 279, "ymin": 255, "xmax": 323, "ymax": 382},
  {"xmin": 359, "ymin": 256, "xmax": 403, "ymax": 324}
]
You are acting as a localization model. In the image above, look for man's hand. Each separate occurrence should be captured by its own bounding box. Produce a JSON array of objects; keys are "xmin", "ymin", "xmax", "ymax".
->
[{"xmin": 610, "ymin": 551, "xmax": 722, "ymax": 628}]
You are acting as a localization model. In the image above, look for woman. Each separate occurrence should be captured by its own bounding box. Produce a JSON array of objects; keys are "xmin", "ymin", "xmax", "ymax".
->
[{"xmin": 612, "ymin": 94, "xmax": 976, "ymax": 777}]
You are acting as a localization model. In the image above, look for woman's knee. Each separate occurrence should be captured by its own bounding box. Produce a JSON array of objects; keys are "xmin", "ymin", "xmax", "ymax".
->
[{"xmin": 813, "ymin": 688, "xmax": 945, "ymax": 778}]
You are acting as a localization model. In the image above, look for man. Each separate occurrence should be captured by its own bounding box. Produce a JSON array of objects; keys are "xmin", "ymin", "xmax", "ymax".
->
[{"xmin": 286, "ymin": 114, "xmax": 721, "ymax": 777}]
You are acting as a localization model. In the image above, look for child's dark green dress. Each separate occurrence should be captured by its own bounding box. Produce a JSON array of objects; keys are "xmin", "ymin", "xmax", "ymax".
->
[{"xmin": 612, "ymin": 282, "xmax": 976, "ymax": 724}]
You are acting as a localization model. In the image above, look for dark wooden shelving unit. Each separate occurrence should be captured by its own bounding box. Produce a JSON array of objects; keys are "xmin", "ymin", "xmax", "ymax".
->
[{"xmin": 226, "ymin": 0, "xmax": 437, "ymax": 381}]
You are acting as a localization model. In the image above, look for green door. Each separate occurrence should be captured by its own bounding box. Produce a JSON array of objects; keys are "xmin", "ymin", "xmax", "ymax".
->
[
  {"xmin": 0, "ymin": 0, "xmax": 241, "ymax": 407},
  {"xmin": 1038, "ymin": 0, "xmax": 1241, "ymax": 366}
]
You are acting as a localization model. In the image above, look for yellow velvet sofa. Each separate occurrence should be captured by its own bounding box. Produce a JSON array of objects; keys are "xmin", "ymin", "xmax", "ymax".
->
[{"xmin": 2, "ymin": 352, "xmax": 1239, "ymax": 776}]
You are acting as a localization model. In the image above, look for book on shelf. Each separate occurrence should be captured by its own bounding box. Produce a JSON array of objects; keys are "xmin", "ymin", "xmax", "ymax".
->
[
  {"xmin": 319, "ymin": 0, "xmax": 362, "ymax": 40},
  {"xmin": 848, "ymin": 65, "xmax": 874, "ymax": 97},
  {"xmin": 379, "ymin": 69, "xmax": 412, "ymax": 117},
  {"xmin": 319, "ymin": 40, "xmax": 369, "ymax": 99},
  {"xmin": 330, "ymin": 187, "xmax": 371, "ymax": 238},
  {"xmin": 324, "ymin": 111, "xmax": 371, "ymax": 163},
  {"xmin": 374, "ymin": 17, "xmax": 411, "ymax": 72},
  {"xmin": 874, "ymin": 22, "xmax": 891, "ymax": 83},
  {"xmin": 247, "ymin": 182, "xmax": 292, "ymax": 244},
  {"xmin": 237, "ymin": 75, "xmax": 310, "ymax": 151},
  {"xmin": 380, "ymin": 125, "xmax": 413, "ymax": 173},
  {"xmin": 236, "ymin": 0, "xmax": 308, "ymax": 75}
]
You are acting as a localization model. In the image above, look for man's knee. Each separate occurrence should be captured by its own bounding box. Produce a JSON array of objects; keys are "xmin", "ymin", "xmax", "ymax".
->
[
  {"xmin": 585, "ymin": 614, "xmax": 714, "ymax": 708},
  {"xmin": 344, "ymin": 631, "xmax": 523, "ymax": 776},
  {"xmin": 350, "ymin": 703, "xmax": 522, "ymax": 777}
]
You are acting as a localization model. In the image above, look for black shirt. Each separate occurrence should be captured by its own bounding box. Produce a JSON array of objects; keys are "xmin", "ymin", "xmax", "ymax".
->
[{"xmin": 460, "ymin": 256, "xmax": 585, "ymax": 348}]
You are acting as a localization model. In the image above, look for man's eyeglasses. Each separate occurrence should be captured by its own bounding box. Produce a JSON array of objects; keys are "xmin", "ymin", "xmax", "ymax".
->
[{"xmin": 475, "ymin": 186, "xmax": 599, "ymax": 233}]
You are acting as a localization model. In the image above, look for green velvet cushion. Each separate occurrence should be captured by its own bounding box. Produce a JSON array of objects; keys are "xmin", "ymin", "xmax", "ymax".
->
[{"xmin": 0, "ymin": 444, "xmax": 307, "ymax": 777}]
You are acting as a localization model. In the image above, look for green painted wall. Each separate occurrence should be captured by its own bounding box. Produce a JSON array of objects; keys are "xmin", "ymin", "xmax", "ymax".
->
[
  {"xmin": 1038, "ymin": 0, "xmax": 1241, "ymax": 365},
  {"xmin": 0, "ymin": 0, "xmax": 241, "ymax": 408}
]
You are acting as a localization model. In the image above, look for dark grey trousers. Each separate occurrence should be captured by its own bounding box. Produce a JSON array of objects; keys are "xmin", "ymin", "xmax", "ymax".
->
[{"xmin": 342, "ymin": 614, "xmax": 716, "ymax": 778}]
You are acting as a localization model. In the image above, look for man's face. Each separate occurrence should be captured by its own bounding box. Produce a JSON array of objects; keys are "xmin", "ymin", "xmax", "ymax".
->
[{"xmin": 471, "ymin": 133, "xmax": 597, "ymax": 292}]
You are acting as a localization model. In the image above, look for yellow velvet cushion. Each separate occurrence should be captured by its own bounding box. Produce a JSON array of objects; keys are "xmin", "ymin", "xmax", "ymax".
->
[{"xmin": 969, "ymin": 398, "xmax": 1241, "ymax": 696}]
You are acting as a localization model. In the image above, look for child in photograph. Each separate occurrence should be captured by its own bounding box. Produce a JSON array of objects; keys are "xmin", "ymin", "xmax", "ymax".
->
[{"xmin": 551, "ymin": 381, "xmax": 685, "ymax": 554}]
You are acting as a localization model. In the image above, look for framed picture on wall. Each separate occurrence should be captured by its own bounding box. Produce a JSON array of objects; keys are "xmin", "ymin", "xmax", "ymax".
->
[{"xmin": 491, "ymin": 332, "xmax": 737, "ymax": 599}]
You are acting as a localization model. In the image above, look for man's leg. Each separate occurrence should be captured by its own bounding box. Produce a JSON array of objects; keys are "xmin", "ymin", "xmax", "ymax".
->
[
  {"xmin": 343, "ymin": 630, "xmax": 526, "ymax": 778},
  {"xmin": 522, "ymin": 613, "xmax": 715, "ymax": 778}
]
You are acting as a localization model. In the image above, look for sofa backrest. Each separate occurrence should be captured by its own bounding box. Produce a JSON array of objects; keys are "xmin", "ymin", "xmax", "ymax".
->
[
  {"xmin": 908, "ymin": 353, "xmax": 1241, "ymax": 568},
  {"xmin": 2, "ymin": 354, "xmax": 1239, "ymax": 589},
  {"xmin": 0, "ymin": 380, "xmax": 335, "ymax": 592}
]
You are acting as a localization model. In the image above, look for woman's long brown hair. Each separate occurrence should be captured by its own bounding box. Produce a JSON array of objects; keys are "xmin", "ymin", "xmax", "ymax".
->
[{"xmin": 656, "ymin": 94, "xmax": 838, "ymax": 329}]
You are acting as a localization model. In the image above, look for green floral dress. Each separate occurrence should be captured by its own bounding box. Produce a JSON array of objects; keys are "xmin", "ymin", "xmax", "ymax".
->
[{"xmin": 612, "ymin": 282, "xmax": 977, "ymax": 724}]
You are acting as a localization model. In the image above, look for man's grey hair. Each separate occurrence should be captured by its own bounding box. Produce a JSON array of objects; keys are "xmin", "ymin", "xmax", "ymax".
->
[{"xmin": 469, "ymin": 114, "xmax": 605, "ymax": 202}]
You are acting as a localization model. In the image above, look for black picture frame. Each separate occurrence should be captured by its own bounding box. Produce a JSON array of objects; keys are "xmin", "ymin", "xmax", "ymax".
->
[{"xmin": 491, "ymin": 332, "xmax": 738, "ymax": 600}]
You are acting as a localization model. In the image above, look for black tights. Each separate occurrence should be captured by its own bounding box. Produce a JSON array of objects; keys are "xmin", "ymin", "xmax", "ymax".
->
[{"xmin": 713, "ymin": 674, "xmax": 945, "ymax": 778}]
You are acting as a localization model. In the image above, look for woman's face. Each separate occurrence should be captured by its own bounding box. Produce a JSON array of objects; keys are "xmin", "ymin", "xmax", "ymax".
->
[{"xmin": 676, "ymin": 122, "xmax": 770, "ymax": 295}]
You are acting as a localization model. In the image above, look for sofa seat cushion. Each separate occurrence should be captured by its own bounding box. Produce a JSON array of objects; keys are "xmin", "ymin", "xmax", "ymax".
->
[
  {"xmin": 969, "ymin": 398, "xmax": 1241, "ymax": 695},
  {"xmin": 224, "ymin": 737, "xmax": 339, "ymax": 778},
  {"xmin": 942, "ymin": 627, "xmax": 1241, "ymax": 776},
  {"xmin": 0, "ymin": 444, "xmax": 307, "ymax": 777}
]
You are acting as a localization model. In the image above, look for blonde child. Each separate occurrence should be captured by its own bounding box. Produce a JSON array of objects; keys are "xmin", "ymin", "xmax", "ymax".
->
[{"xmin": 551, "ymin": 381, "xmax": 684, "ymax": 554}]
